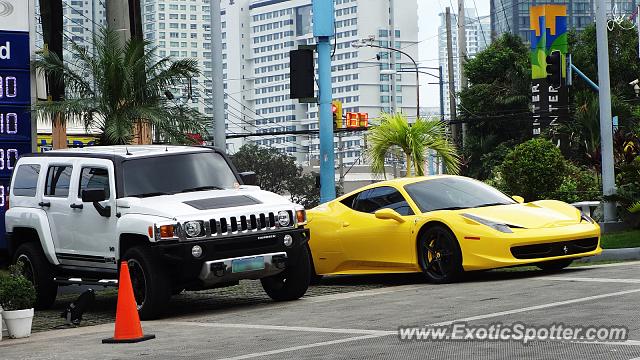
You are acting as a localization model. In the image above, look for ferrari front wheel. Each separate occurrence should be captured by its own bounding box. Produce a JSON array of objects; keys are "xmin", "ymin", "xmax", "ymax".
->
[{"xmin": 418, "ymin": 225, "xmax": 463, "ymax": 284}]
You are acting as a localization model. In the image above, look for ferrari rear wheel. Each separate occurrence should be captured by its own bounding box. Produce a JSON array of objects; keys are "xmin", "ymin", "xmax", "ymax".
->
[
  {"xmin": 536, "ymin": 259, "xmax": 573, "ymax": 272},
  {"xmin": 418, "ymin": 225, "xmax": 463, "ymax": 284}
]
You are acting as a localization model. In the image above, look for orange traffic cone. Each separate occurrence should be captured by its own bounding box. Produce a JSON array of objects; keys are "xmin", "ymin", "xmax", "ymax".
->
[{"xmin": 102, "ymin": 261, "xmax": 155, "ymax": 343}]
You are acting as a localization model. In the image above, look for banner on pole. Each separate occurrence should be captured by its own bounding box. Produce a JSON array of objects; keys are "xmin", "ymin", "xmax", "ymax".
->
[{"xmin": 530, "ymin": 5, "xmax": 569, "ymax": 136}]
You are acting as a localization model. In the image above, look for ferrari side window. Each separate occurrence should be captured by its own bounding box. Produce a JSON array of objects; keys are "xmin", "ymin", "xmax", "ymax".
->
[{"xmin": 353, "ymin": 187, "xmax": 414, "ymax": 215}]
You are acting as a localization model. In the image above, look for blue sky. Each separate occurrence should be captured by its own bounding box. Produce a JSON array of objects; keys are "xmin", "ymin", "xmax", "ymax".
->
[{"xmin": 418, "ymin": 0, "xmax": 490, "ymax": 108}]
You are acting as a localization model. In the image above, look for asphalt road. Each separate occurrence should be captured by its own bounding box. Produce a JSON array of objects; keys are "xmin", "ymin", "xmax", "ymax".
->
[{"xmin": 2, "ymin": 261, "xmax": 640, "ymax": 360}]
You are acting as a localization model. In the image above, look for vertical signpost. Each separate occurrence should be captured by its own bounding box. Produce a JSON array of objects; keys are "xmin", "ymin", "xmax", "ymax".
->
[
  {"xmin": 0, "ymin": 0, "xmax": 33, "ymax": 250},
  {"xmin": 529, "ymin": 5, "xmax": 568, "ymax": 135}
]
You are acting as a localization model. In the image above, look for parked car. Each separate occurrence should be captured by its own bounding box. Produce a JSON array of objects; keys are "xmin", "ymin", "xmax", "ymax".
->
[
  {"xmin": 307, "ymin": 176, "xmax": 601, "ymax": 283},
  {"xmin": 5, "ymin": 145, "xmax": 310, "ymax": 319}
]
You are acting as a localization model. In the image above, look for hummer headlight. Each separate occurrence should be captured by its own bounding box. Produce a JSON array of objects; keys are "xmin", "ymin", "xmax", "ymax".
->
[
  {"xmin": 277, "ymin": 211, "xmax": 291, "ymax": 227},
  {"xmin": 184, "ymin": 220, "xmax": 205, "ymax": 238}
]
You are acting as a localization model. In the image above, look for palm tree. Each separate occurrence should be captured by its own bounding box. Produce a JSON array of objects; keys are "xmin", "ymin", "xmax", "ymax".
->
[
  {"xmin": 33, "ymin": 27, "xmax": 207, "ymax": 145},
  {"xmin": 368, "ymin": 112, "xmax": 460, "ymax": 177}
]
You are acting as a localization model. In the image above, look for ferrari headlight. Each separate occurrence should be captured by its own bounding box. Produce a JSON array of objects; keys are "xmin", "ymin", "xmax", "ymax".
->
[
  {"xmin": 184, "ymin": 220, "xmax": 205, "ymax": 238},
  {"xmin": 581, "ymin": 212, "xmax": 595, "ymax": 224},
  {"xmin": 461, "ymin": 213, "xmax": 513, "ymax": 233}
]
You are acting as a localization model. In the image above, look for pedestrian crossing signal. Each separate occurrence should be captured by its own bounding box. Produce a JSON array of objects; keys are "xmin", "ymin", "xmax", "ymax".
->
[{"xmin": 346, "ymin": 112, "xmax": 368, "ymax": 129}]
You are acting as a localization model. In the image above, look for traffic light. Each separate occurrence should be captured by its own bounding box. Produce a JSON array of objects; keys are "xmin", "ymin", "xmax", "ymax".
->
[
  {"xmin": 332, "ymin": 100, "xmax": 343, "ymax": 129},
  {"xmin": 290, "ymin": 49, "xmax": 315, "ymax": 99},
  {"xmin": 546, "ymin": 50, "xmax": 563, "ymax": 89}
]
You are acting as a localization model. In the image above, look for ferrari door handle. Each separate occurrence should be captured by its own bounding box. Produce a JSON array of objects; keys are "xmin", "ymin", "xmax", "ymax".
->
[
  {"xmin": 38, "ymin": 201, "xmax": 51, "ymax": 208},
  {"xmin": 70, "ymin": 203, "xmax": 84, "ymax": 209},
  {"xmin": 342, "ymin": 221, "xmax": 350, "ymax": 227}
]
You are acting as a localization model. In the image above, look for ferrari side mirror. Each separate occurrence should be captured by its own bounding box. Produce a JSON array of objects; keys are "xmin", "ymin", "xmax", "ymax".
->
[
  {"xmin": 512, "ymin": 195, "xmax": 524, "ymax": 204},
  {"xmin": 374, "ymin": 208, "xmax": 406, "ymax": 223}
]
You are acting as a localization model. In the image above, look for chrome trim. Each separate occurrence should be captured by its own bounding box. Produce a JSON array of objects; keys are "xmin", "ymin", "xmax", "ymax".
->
[{"xmin": 198, "ymin": 252, "xmax": 287, "ymax": 286}]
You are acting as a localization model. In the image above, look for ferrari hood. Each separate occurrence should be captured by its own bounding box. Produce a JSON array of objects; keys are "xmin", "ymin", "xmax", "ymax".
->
[{"xmin": 459, "ymin": 201, "xmax": 582, "ymax": 229}]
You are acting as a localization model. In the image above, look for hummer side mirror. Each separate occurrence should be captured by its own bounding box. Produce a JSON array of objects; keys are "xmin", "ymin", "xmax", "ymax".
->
[
  {"xmin": 82, "ymin": 189, "xmax": 111, "ymax": 217},
  {"xmin": 239, "ymin": 171, "xmax": 257, "ymax": 186}
]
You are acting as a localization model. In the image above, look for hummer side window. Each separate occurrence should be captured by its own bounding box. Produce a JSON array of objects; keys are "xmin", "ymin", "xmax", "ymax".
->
[
  {"xmin": 44, "ymin": 165, "xmax": 72, "ymax": 197},
  {"xmin": 78, "ymin": 167, "xmax": 110, "ymax": 199},
  {"xmin": 12, "ymin": 164, "xmax": 40, "ymax": 197}
]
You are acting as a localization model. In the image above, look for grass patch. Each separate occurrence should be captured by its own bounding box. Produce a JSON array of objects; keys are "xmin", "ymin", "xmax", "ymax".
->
[{"xmin": 600, "ymin": 229, "xmax": 640, "ymax": 249}]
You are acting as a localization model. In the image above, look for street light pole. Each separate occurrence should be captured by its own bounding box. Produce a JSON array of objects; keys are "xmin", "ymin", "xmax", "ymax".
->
[
  {"xmin": 595, "ymin": 0, "xmax": 617, "ymax": 224},
  {"xmin": 353, "ymin": 41, "xmax": 420, "ymax": 118}
]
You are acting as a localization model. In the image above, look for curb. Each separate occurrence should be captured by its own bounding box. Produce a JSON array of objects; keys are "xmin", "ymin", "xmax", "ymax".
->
[{"xmin": 576, "ymin": 248, "xmax": 640, "ymax": 263}]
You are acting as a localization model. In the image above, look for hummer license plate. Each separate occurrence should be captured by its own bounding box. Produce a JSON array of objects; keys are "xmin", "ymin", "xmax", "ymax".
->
[{"xmin": 231, "ymin": 256, "xmax": 265, "ymax": 273}]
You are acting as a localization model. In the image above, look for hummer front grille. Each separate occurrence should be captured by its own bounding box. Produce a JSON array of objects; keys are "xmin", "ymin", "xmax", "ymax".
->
[{"xmin": 206, "ymin": 210, "xmax": 294, "ymax": 237}]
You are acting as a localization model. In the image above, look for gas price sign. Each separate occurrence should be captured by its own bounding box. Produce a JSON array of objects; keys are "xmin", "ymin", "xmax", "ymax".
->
[{"xmin": 0, "ymin": 0, "xmax": 32, "ymax": 251}]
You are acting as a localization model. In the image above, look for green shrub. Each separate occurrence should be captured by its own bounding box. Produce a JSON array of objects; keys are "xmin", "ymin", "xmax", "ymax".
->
[
  {"xmin": 554, "ymin": 163, "xmax": 601, "ymax": 203},
  {"xmin": 0, "ymin": 264, "xmax": 36, "ymax": 311},
  {"xmin": 499, "ymin": 138, "xmax": 567, "ymax": 201}
]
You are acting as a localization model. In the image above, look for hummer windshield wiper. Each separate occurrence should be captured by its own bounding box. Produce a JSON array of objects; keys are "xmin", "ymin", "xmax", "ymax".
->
[
  {"xmin": 179, "ymin": 185, "xmax": 224, "ymax": 193},
  {"xmin": 132, "ymin": 192, "xmax": 172, "ymax": 198}
]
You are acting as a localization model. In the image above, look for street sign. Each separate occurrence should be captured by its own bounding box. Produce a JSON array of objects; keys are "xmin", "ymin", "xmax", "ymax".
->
[{"xmin": 0, "ymin": 0, "xmax": 32, "ymax": 251}]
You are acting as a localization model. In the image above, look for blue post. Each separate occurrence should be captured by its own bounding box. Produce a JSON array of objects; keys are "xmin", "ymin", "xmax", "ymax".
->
[
  {"xmin": 313, "ymin": 0, "xmax": 336, "ymax": 203},
  {"xmin": 571, "ymin": 63, "xmax": 599, "ymax": 92}
]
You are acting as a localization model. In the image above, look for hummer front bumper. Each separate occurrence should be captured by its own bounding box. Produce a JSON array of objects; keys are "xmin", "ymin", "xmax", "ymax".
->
[
  {"xmin": 153, "ymin": 227, "xmax": 309, "ymax": 287},
  {"xmin": 198, "ymin": 252, "xmax": 288, "ymax": 286}
]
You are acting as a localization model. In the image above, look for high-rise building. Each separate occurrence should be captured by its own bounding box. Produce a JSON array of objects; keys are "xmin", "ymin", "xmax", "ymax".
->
[
  {"xmin": 491, "ymin": 0, "xmax": 638, "ymax": 42},
  {"xmin": 438, "ymin": 8, "xmax": 491, "ymax": 118},
  {"xmin": 142, "ymin": 0, "xmax": 419, "ymax": 166}
]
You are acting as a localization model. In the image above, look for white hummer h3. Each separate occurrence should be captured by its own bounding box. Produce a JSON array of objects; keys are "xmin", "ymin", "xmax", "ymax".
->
[{"xmin": 5, "ymin": 145, "xmax": 311, "ymax": 319}]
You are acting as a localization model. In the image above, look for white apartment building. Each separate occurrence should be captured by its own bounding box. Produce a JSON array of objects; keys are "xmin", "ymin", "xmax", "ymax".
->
[
  {"xmin": 142, "ymin": 0, "xmax": 418, "ymax": 166},
  {"xmin": 438, "ymin": 8, "xmax": 491, "ymax": 118}
]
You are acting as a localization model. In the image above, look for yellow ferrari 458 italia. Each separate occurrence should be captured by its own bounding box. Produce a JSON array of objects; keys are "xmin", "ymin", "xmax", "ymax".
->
[{"xmin": 307, "ymin": 175, "xmax": 601, "ymax": 283}]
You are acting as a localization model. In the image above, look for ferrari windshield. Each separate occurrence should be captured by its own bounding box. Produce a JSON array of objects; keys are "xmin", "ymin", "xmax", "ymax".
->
[{"xmin": 404, "ymin": 177, "xmax": 516, "ymax": 213}]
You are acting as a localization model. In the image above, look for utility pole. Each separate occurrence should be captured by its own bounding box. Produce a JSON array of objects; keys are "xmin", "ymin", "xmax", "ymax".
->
[
  {"xmin": 106, "ymin": 0, "xmax": 132, "ymax": 44},
  {"xmin": 209, "ymin": 0, "xmax": 226, "ymax": 152},
  {"xmin": 445, "ymin": 7, "xmax": 459, "ymax": 145},
  {"xmin": 313, "ymin": 0, "xmax": 336, "ymax": 203},
  {"xmin": 457, "ymin": 0, "xmax": 468, "ymax": 143},
  {"xmin": 595, "ymin": 0, "xmax": 617, "ymax": 224},
  {"xmin": 389, "ymin": 0, "xmax": 398, "ymax": 113},
  {"xmin": 338, "ymin": 133, "xmax": 344, "ymax": 189},
  {"xmin": 107, "ymin": 0, "xmax": 149, "ymax": 144}
]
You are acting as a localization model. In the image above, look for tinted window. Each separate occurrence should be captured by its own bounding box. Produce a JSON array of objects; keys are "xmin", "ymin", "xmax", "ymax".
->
[
  {"xmin": 123, "ymin": 152, "xmax": 238, "ymax": 197},
  {"xmin": 13, "ymin": 164, "xmax": 40, "ymax": 197},
  {"xmin": 353, "ymin": 186, "xmax": 414, "ymax": 215},
  {"xmin": 79, "ymin": 168, "xmax": 110, "ymax": 199},
  {"xmin": 45, "ymin": 166, "xmax": 73, "ymax": 197},
  {"xmin": 404, "ymin": 177, "xmax": 515, "ymax": 213}
]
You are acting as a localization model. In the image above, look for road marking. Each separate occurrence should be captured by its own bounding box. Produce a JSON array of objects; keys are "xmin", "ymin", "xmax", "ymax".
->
[
  {"xmin": 428, "ymin": 288, "xmax": 640, "ymax": 326},
  {"xmin": 539, "ymin": 276, "xmax": 640, "ymax": 284},
  {"xmin": 574, "ymin": 340, "xmax": 640, "ymax": 347},
  {"xmin": 575, "ymin": 261, "xmax": 640, "ymax": 269},
  {"xmin": 165, "ymin": 321, "xmax": 394, "ymax": 336},
  {"xmin": 216, "ymin": 333, "xmax": 388, "ymax": 360},
  {"xmin": 306, "ymin": 284, "xmax": 424, "ymax": 303}
]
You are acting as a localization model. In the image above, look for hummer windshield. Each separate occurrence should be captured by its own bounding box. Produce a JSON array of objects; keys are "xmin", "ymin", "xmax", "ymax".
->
[{"xmin": 122, "ymin": 152, "xmax": 239, "ymax": 198}]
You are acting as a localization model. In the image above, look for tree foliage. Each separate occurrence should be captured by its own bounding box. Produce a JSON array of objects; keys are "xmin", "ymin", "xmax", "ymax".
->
[
  {"xmin": 459, "ymin": 33, "xmax": 532, "ymax": 178},
  {"xmin": 498, "ymin": 138, "xmax": 568, "ymax": 201},
  {"xmin": 367, "ymin": 112, "xmax": 459, "ymax": 177},
  {"xmin": 230, "ymin": 144, "xmax": 321, "ymax": 208},
  {"xmin": 33, "ymin": 27, "xmax": 207, "ymax": 145}
]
